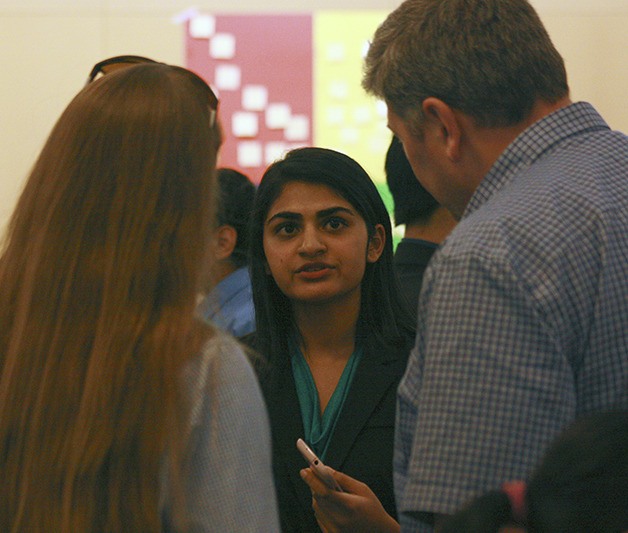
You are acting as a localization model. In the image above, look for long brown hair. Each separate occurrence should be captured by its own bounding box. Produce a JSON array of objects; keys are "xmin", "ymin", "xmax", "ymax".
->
[{"xmin": 0, "ymin": 63, "xmax": 221, "ymax": 531}]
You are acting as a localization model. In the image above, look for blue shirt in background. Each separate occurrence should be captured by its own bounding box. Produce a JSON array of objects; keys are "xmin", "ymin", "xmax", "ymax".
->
[{"xmin": 198, "ymin": 267, "xmax": 255, "ymax": 338}]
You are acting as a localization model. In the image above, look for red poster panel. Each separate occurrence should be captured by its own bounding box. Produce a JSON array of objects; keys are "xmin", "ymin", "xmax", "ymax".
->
[{"xmin": 187, "ymin": 14, "xmax": 313, "ymax": 184}]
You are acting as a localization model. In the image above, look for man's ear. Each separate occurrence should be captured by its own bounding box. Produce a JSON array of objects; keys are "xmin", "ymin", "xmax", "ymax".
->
[
  {"xmin": 422, "ymin": 97, "xmax": 462, "ymax": 161},
  {"xmin": 367, "ymin": 224, "xmax": 386, "ymax": 263},
  {"xmin": 215, "ymin": 225, "xmax": 238, "ymax": 261}
]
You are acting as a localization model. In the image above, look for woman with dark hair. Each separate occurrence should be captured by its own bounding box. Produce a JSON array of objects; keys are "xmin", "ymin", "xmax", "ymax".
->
[
  {"xmin": 246, "ymin": 147, "xmax": 415, "ymax": 532},
  {"xmin": 440, "ymin": 410, "xmax": 628, "ymax": 533},
  {"xmin": 0, "ymin": 57, "xmax": 279, "ymax": 532}
]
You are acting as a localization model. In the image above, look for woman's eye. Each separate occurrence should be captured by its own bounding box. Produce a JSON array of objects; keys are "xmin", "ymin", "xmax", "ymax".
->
[
  {"xmin": 275, "ymin": 222, "xmax": 298, "ymax": 236},
  {"xmin": 324, "ymin": 217, "xmax": 347, "ymax": 231}
]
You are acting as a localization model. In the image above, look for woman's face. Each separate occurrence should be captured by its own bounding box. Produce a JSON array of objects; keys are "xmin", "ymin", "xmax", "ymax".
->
[{"xmin": 262, "ymin": 181, "xmax": 384, "ymax": 306}]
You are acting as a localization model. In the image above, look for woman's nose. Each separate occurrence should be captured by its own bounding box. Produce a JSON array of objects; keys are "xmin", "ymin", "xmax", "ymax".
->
[{"xmin": 298, "ymin": 225, "xmax": 326, "ymax": 256}]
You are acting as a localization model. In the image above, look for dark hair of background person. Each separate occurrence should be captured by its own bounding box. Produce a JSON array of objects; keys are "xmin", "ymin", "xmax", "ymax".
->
[
  {"xmin": 363, "ymin": 0, "xmax": 569, "ymax": 129},
  {"xmin": 216, "ymin": 168, "xmax": 256, "ymax": 268},
  {"xmin": 385, "ymin": 135, "xmax": 438, "ymax": 225},
  {"xmin": 248, "ymin": 147, "xmax": 415, "ymax": 367},
  {"xmin": 440, "ymin": 410, "xmax": 628, "ymax": 533},
  {"xmin": 0, "ymin": 63, "xmax": 221, "ymax": 531}
]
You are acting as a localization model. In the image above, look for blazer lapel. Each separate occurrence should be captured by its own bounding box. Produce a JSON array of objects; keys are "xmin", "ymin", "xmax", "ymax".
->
[
  {"xmin": 323, "ymin": 336, "xmax": 403, "ymax": 469},
  {"xmin": 265, "ymin": 361, "xmax": 314, "ymax": 513}
]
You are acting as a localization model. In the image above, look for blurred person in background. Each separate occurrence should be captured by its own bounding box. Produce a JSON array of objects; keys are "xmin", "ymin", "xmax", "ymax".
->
[
  {"xmin": 198, "ymin": 167, "xmax": 256, "ymax": 338},
  {"xmin": 385, "ymin": 135, "xmax": 456, "ymax": 318}
]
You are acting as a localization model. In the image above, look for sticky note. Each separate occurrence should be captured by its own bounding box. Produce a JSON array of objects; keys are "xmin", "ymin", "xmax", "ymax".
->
[
  {"xmin": 265, "ymin": 103, "xmax": 291, "ymax": 129},
  {"xmin": 375, "ymin": 100, "xmax": 388, "ymax": 117},
  {"xmin": 340, "ymin": 127, "xmax": 359, "ymax": 144},
  {"xmin": 237, "ymin": 141, "xmax": 263, "ymax": 168},
  {"xmin": 326, "ymin": 107, "xmax": 345, "ymax": 125},
  {"xmin": 368, "ymin": 135, "xmax": 389, "ymax": 154},
  {"xmin": 329, "ymin": 80, "xmax": 349, "ymax": 100},
  {"xmin": 326, "ymin": 43, "xmax": 346, "ymax": 62},
  {"xmin": 285, "ymin": 115, "xmax": 310, "ymax": 141},
  {"xmin": 215, "ymin": 65, "xmax": 241, "ymax": 91},
  {"xmin": 210, "ymin": 33, "xmax": 236, "ymax": 59},
  {"xmin": 232, "ymin": 112, "xmax": 259, "ymax": 138},
  {"xmin": 361, "ymin": 40, "xmax": 371, "ymax": 59},
  {"xmin": 353, "ymin": 106, "xmax": 371, "ymax": 125},
  {"xmin": 172, "ymin": 7, "xmax": 199, "ymax": 25},
  {"xmin": 265, "ymin": 142, "xmax": 289, "ymax": 165},
  {"xmin": 189, "ymin": 14, "xmax": 216, "ymax": 38},
  {"xmin": 242, "ymin": 85, "xmax": 268, "ymax": 111}
]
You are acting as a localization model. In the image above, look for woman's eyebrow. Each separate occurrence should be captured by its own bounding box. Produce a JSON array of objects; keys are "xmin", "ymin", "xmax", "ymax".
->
[
  {"xmin": 316, "ymin": 206, "xmax": 355, "ymax": 218},
  {"xmin": 266, "ymin": 206, "xmax": 355, "ymax": 225},
  {"xmin": 266, "ymin": 211, "xmax": 302, "ymax": 225}
]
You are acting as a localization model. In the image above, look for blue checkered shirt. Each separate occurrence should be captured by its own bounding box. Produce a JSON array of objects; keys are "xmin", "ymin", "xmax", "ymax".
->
[{"xmin": 395, "ymin": 102, "xmax": 628, "ymax": 532}]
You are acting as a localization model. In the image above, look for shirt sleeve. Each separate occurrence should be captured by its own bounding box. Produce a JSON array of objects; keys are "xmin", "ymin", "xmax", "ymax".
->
[
  {"xmin": 395, "ymin": 248, "xmax": 577, "ymax": 522},
  {"xmin": 184, "ymin": 333, "xmax": 280, "ymax": 532}
]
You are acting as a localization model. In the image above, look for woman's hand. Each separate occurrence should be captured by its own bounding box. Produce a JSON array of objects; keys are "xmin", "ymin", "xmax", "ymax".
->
[{"xmin": 300, "ymin": 467, "xmax": 400, "ymax": 533}]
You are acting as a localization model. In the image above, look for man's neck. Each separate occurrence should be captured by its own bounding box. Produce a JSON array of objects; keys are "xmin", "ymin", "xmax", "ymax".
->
[
  {"xmin": 478, "ymin": 97, "xmax": 572, "ymax": 167},
  {"xmin": 453, "ymin": 96, "xmax": 573, "ymax": 218}
]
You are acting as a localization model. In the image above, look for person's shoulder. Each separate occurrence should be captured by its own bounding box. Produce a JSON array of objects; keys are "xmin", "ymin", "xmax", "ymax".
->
[
  {"xmin": 200, "ymin": 330, "xmax": 247, "ymax": 364},
  {"xmin": 187, "ymin": 331, "xmax": 257, "ymax": 394}
]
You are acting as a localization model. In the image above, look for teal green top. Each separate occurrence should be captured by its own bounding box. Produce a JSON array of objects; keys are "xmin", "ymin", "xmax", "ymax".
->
[{"xmin": 291, "ymin": 341, "xmax": 363, "ymax": 461}]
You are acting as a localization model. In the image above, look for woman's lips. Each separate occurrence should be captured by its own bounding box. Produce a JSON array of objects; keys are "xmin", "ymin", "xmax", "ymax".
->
[{"xmin": 296, "ymin": 263, "xmax": 333, "ymax": 280}]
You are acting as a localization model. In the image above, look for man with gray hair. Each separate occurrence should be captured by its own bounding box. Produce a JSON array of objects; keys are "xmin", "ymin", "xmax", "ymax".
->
[
  {"xmin": 299, "ymin": 1, "xmax": 628, "ymax": 532},
  {"xmin": 362, "ymin": 0, "xmax": 628, "ymax": 530}
]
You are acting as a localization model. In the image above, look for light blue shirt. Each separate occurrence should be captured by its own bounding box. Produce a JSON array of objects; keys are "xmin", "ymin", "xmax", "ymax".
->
[
  {"xmin": 395, "ymin": 102, "xmax": 628, "ymax": 532},
  {"xmin": 198, "ymin": 267, "xmax": 255, "ymax": 338}
]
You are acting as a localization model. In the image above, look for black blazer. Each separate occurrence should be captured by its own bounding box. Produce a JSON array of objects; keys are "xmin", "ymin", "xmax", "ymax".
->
[{"xmin": 249, "ymin": 332, "xmax": 413, "ymax": 533}]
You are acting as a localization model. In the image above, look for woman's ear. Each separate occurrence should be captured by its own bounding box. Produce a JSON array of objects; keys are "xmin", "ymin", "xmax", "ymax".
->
[{"xmin": 367, "ymin": 224, "xmax": 386, "ymax": 263}]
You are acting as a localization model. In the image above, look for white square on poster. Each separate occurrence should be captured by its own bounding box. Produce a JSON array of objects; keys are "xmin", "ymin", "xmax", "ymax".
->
[
  {"xmin": 353, "ymin": 106, "xmax": 371, "ymax": 125},
  {"xmin": 172, "ymin": 7, "xmax": 199, "ymax": 25},
  {"xmin": 329, "ymin": 80, "xmax": 349, "ymax": 100},
  {"xmin": 237, "ymin": 141, "xmax": 263, "ymax": 168},
  {"xmin": 189, "ymin": 14, "xmax": 216, "ymax": 39},
  {"xmin": 289, "ymin": 142, "xmax": 308, "ymax": 151},
  {"xmin": 215, "ymin": 65, "xmax": 241, "ymax": 91},
  {"xmin": 265, "ymin": 103, "xmax": 291, "ymax": 129},
  {"xmin": 210, "ymin": 33, "xmax": 236, "ymax": 59},
  {"xmin": 375, "ymin": 99, "xmax": 388, "ymax": 118},
  {"xmin": 285, "ymin": 115, "xmax": 309, "ymax": 141},
  {"xmin": 265, "ymin": 142, "xmax": 288, "ymax": 165},
  {"xmin": 242, "ymin": 85, "xmax": 268, "ymax": 111},
  {"xmin": 361, "ymin": 40, "xmax": 371, "ymax": 59},
  {"xmin": 326, "ymin": 106, "xmax": 345, "ymax": 125},
  {"xmin": 368, "ymin": 135, "xmax": 389, "ymax": 154},
  {"xmin": 340, "ymin": 127, "xmax": 359, "ymax": 145},
  {"xmin": 326, "ymin": 43, "xmax": 346, "ymax": 62},
  {"xmin": 232, "ymin": 112, "xmax": 259, "ymax": 138}
]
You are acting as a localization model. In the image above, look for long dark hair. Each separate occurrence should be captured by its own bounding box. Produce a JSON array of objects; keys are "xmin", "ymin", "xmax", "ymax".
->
[
  {"xmin": 0, "ymin": 63, "xmax": 221, "ymax": 531},
  {"xmin": 248, "ymin": 147, "xmax": 414, "ymax": 365}
]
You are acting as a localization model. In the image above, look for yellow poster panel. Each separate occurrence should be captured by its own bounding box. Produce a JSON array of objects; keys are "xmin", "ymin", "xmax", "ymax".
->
[{"xmin": 313, "ymin": 11, "xmax": 391, "ymax": 185}]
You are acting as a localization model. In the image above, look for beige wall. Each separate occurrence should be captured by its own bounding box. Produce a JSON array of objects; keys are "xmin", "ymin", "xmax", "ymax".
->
[{"xmin": 1, "ymin": 0, "xmax": 627, "ymax": 229}]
